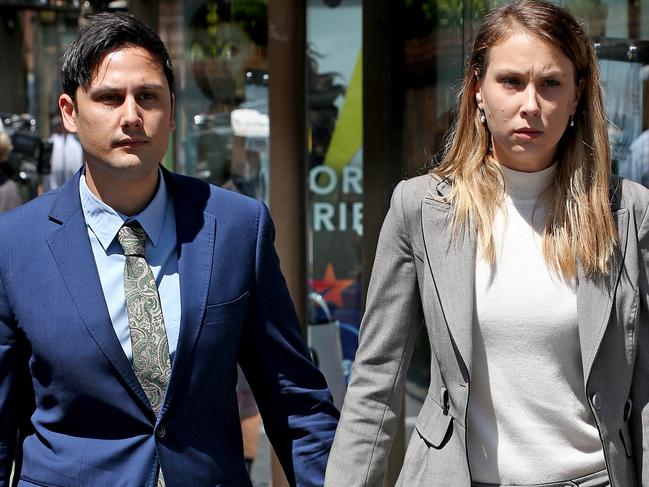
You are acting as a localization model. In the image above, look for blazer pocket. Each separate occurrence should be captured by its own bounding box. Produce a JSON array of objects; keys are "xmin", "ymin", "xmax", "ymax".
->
[
  {"xmin": 204, "ymin": 291, "xmax": 250, "ymax": 325},
  {"xmin": 19, "ymin": 477, "xmax": 67, "ymax": 487},
  {"xmin": 414, "ymin": 397, "xmax": 453, "ymax": 449}
]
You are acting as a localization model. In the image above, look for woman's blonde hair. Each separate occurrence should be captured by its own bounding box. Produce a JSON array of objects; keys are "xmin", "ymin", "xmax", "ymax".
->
[{"xmin": 435, "ymin": 0, "xmax": 615, "ymax": 278}]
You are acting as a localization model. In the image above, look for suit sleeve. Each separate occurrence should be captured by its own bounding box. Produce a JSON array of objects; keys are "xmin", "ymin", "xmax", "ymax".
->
[
  {"xmin": 324, "ymin": 181, "xmax": 424, "ymax": 487},
  {"xmin": 0, "ymin": 262, "xmax": 18, "ymax": 486},
  {"xmin": 238, "ymin": 201, "xmax": 339, "ymax": 487}
]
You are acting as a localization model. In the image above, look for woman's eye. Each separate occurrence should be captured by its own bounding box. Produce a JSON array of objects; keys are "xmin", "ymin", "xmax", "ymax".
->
[{"xmin": 500, "ymin": 77, "xmax": 520, "ymax": 87}]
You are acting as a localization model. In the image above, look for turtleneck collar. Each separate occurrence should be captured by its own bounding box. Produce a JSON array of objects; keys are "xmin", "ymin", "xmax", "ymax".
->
[{"xmin": 499, "ymin": 162, "xmax": 557, "ymax": 204}]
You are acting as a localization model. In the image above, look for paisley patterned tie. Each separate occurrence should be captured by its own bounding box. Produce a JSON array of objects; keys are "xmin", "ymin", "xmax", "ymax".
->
[{"xmin": 117, "ymin": 222, "xmax": 170, "ymax": 486}]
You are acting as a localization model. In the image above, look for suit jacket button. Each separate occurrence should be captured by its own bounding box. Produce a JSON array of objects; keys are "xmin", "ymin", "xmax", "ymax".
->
[
  {"xmin": 156, "ymin": 425, "xmax": 166, "ymax": 439},
  {"xmin": 592, "ymin": 393, "xmax": 602, "ymax": 410}
]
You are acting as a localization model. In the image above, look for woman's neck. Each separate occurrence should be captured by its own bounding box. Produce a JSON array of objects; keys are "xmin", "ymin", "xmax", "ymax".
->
[{"xmin": 498, "ymin": 161, "xmax": 557, "ymax": 203}]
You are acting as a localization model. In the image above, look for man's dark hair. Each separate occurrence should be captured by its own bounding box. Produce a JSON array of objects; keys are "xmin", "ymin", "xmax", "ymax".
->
[{"xmin": 61, "ymin": 12, "xmax": 174, "ymax": 97}]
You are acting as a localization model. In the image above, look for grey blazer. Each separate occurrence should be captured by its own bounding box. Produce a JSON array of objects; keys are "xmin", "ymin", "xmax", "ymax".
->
[{"xmin": 324, "ymin": 173, "xmax": 649, "ymax": 487}]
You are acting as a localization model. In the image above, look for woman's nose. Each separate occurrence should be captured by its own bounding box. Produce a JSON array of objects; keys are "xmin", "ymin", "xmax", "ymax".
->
[{"xmin": 520, "ymin": 84, "xmax": 541, "ymax": 118}]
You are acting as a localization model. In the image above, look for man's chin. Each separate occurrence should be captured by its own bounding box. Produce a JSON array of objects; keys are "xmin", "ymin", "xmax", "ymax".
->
[{"xmin": 87, "ymin": 157, "xmax": 159, "ymax": 181}]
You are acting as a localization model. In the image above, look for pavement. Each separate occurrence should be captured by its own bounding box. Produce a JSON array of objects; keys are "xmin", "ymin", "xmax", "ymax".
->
[{"xmin": 250, "ymin": 428, "xmax": 271, "ymax": 486}]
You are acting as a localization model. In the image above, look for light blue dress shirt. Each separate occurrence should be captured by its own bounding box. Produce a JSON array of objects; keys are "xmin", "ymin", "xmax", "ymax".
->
[{"xmin": 79, "ymin": 171, "xmax": 181, "ymax": 362}]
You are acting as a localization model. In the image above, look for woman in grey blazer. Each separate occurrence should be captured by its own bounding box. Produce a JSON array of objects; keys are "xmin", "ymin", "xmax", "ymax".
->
[{"xmin": 325, "ymin": 1, "xmax": 649, "ymax": 486}]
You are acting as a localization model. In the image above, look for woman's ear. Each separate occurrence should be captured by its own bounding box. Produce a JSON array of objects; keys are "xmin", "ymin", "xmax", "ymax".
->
[
  {"xmin": 474, "ymin": 70, "xmax": 484, "ymax": 109},
  {"xmin": 475, "ymin": 91, "xmax": 483, "ymax": 109},
  {"xmin": 571, "ymin": 79, "xmax": 584, "ymax": 113}
]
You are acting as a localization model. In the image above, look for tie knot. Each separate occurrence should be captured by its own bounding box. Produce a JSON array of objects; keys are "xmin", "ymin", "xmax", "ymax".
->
[{"xmin": 117, "ymin": 222, "xmax": 147, "ymax": 257}]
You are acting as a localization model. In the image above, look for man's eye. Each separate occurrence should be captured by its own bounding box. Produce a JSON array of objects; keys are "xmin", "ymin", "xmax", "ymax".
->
[
  {"xmin": 100, "ymin": 94, "xmax": 120, "ymax": 103},
  {"xmin": 139, "ymin": 92, "xmax": 157, "ymax": 101},
  {"xmin": 543, "ymin": 79, "xmax": 560, "ymax": 87}
]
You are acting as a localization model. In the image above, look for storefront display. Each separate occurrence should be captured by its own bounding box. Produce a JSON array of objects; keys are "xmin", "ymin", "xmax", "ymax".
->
[
  {"xmin": 597, "ymin": 39, "xmax": 649, "ymax": 184},
  {"xmin": 306, "ymin": 0, "xmax": 363, "ymax": 384},
  {"xmin": 176, "ymin": 0, "xmax": 269, "ymax": 203}
]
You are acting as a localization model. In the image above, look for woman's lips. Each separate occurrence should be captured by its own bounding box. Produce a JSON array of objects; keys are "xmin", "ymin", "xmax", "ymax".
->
[{"xmin": 513, "ymin": 129, "xmax": 543, "ymax": 140}]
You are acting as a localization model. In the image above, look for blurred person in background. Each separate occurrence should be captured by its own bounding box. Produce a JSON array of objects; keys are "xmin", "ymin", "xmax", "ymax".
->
[
  {"xmin": 43, "ymin": 113, "xmax": 83, "ymax": 192},
  {"xmin": 0, "ymin": 131, "xmax": 22, "ymax": 212},
  {"xmin": 237, "ymin": 366, "xmax": 262, "ymax": 474}
]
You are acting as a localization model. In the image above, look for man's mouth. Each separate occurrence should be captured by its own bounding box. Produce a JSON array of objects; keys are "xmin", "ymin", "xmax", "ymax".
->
[{"xmin": 114, "ymin": 138, "xmax": 147, "ymax": 147}]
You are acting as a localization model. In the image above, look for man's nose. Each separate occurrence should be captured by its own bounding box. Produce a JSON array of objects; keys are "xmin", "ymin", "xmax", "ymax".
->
[
  {"xmin": 121, "ymin": 96, "xmax": 143, "ymax": 128},
  {"xmin": 520, "ymin": 84, "xmax": 541, "ymax": 118}
]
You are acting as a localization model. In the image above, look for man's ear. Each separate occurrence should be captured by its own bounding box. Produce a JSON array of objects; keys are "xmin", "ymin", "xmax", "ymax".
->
[
  {"xmin": 169, "ymin": 93, "xmax": 176, "ymax": 131},
  {"xmin": 59, "ymin": 94, "xmax": 78, "ymax": 133}
]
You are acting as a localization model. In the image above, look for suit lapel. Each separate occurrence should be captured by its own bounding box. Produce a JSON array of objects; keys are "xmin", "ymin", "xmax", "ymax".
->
[
  {"xmin": 47, "ymin": 173, "xmax": 152, "ymax": 412},
  {"xmin": 577, "ymin": 208, "xmax": 629, "ymax": 383},
  {"xmin": 421, "ymin": 196, "xmax": 476, "ymax": 376},
  {"xmin": 160, "ymin": 171, "xmax": 215, "ymax": 415}
]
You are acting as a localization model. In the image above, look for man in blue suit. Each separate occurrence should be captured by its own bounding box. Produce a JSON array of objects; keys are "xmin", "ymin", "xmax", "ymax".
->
[{"xmin": 0, "ymin": 12, "xmax": 338, "ymax": 487}]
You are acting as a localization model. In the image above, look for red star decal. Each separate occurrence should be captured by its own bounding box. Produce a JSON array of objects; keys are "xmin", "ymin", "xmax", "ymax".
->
[{"xmin": 310, "ymin": 263, "xmax": 355, "ymax": 308}]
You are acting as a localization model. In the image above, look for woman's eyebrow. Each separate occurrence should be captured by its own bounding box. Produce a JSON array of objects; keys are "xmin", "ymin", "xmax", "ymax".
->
[{"xmin": 490, "ymin": 68, "xmax": 570, "ymax": 78}]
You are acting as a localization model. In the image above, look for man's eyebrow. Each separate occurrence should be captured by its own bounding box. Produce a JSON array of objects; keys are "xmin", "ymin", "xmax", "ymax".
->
[
  {"xmin": 138, "ymin": 83, "xmax": 167, "ymax": 91},
  {"xmin": 89, "ymin": 83, "xmax": 166, "ymax": 96},
  {"xmin": 87, "ymin": 85, "xmax": 119, "ymax": 96}
]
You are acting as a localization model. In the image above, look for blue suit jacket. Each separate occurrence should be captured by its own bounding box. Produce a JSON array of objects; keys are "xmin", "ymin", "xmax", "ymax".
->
[{"xmin": 0, "ymin": 168, "xmax": 339, "ymax": 487}]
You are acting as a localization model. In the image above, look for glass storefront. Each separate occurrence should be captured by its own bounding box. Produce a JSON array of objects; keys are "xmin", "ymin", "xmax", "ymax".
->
[
  {"xmin": 170, "ymin": 0, "xmax": 269, "ymax": 203},
  {"xmin": 306, "ymin": 0, "xmax": 363, "ymax": 390}
]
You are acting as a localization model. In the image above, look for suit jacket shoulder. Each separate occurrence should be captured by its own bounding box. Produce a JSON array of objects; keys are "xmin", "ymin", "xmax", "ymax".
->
[
  {"xmin": 391, "ymin": 172, "xmax": 451, "ymax": 253},
  {"xmin": 614, "ymin": 175, "xmax": 649, "ymax": 226},
  {"xmin": 166, "ymin": 170, "xmax": 263, "ymax": 219}
]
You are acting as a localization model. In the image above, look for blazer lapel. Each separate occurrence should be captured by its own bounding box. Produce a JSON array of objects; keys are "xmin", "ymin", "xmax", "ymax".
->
[
  {"xmin": 421, "ymin": 195, "xmax": 476, "ymax": 377},
  {"xmin": 577, "ymin": 208, "xmax": 629, "ymax": 383},
  {"xmin": 47, "ymin": 173, "xmax": 152, "ymax": 412},
  {"xmin": 160, "ymin": 171, "xmax": 215, "ymax": 415}
]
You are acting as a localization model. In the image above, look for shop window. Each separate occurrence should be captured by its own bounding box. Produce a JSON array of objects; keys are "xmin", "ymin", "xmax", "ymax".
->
[
  {"xmin": 306, "ymin": 0, "xmax": 363, "ymax": 395},
  {"xmin": 168, "ymin": 0, "xmax": 269, "ymax": 202}
]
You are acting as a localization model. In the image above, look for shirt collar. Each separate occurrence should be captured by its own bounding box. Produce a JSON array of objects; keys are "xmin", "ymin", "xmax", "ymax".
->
[{"xmin": 79, "ymin": 168, "xmax": 170, "ymax": 251}]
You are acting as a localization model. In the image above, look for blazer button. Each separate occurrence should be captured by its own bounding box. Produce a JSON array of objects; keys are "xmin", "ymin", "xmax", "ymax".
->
[
  {"xmin": 592, "ymin": 393, "xmax": 602, "ymax": 410},
  {"xmin": 156, "ymin": 425, "xmax": 166, "ymax": 439}
]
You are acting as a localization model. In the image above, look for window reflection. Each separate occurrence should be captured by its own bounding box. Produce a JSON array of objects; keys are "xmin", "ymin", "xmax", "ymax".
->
[{"xmin": 178, "ymin": 0, "xmax": 269, "ymax": 202}]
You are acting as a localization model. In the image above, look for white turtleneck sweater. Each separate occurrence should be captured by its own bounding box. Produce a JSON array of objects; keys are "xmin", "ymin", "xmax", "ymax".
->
[{"xmin": 467, "ymin": 163, "xmax": 606, "ymax": 484}]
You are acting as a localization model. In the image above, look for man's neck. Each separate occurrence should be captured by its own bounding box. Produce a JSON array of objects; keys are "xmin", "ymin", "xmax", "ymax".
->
[{"xmin": 84, "ymin": 164, "xmax": 160, "ymax": 216}]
